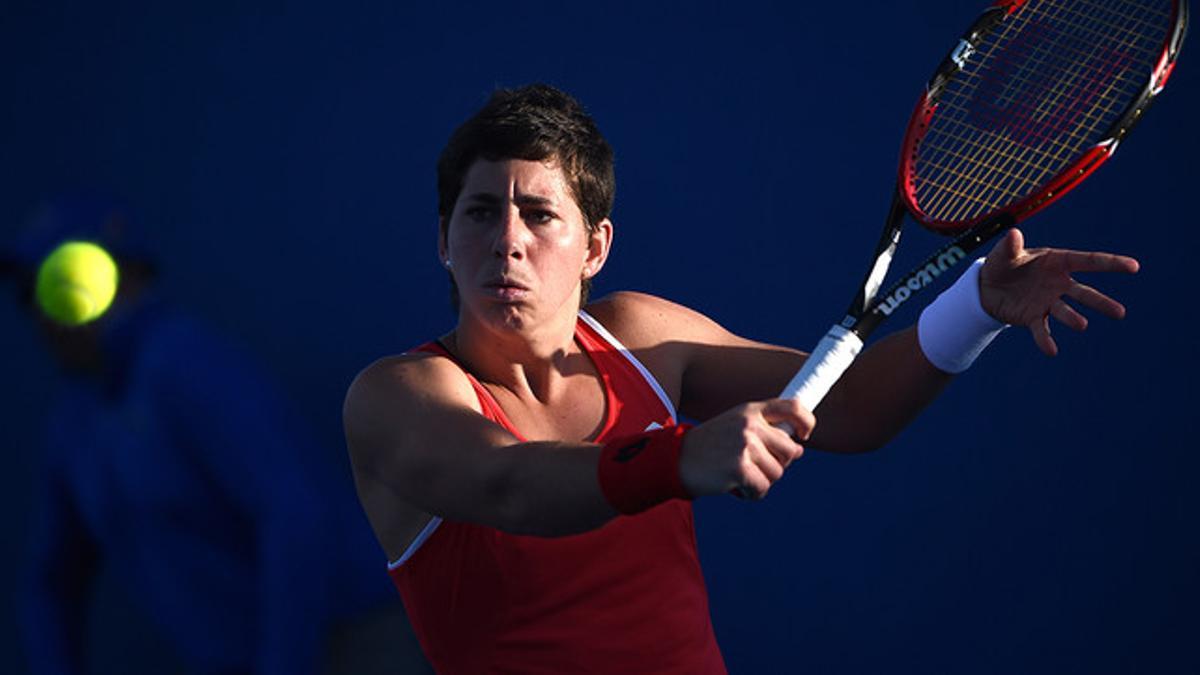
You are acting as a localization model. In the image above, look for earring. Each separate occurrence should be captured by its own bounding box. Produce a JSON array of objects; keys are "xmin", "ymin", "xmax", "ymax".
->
[{"xmin": 443, "ymin": 258, "xmax": 453, "ymax": 269}]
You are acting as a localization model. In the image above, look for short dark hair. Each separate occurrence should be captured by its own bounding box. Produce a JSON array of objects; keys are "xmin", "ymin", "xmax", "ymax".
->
[{"xmin": 436, "ymin": 84, "xmax": 615, "ymax": 309}]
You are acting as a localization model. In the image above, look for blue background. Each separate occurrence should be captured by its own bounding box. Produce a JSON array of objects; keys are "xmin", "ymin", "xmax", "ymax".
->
[{"xmin": 2, "ymin": 1, "xmax": 1197, "ymax": 673}]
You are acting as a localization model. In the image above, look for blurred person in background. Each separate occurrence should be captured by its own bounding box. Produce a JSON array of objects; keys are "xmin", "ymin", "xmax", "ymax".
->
[{"xmin": 1, "ymin": 195, "xmax": 423, "ymax": 675}]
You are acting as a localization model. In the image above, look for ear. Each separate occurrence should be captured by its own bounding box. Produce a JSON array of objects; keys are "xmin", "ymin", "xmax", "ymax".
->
[
  {"xmin": 582, "ymin": 218, "xmax": 614, "ymax": 280},
  {"xmin": 437, "ymin": 217, "xmax": 450, "ymax": 267}
]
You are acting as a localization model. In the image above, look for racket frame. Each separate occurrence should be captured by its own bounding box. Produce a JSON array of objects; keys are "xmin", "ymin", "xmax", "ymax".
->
[{"xmin": 780, "ymin": 0, "xmax": 1188, "ymax": 413}]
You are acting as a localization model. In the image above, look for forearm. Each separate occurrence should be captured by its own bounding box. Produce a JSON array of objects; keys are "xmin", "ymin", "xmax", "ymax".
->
[
  {"xmin": 808, "ymin": 326, "xmax": 953, "ymax": 453},
  {"xmin": 808, "ymin": 258, "xmax": 1011, "ymax": 452},
  {"xmin": 364, "ymin": 437, "xmax": 619, "ymax": 538},
  {"xmin": 496, "ymin": 439, "xmax": 628, "ymax": 533},
  {"xmin": 486, "ymin": 441, "xmax": 617, "ymax": 535}
]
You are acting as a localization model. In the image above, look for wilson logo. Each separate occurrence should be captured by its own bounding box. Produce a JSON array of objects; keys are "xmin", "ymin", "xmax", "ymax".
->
[
  {"xmin": 967, "ymin": 19, "xmax": 1131, "ymax": 148},
  {"xmin": 877, "ymin": 246, "xmax": 967, "ymax": 316},
  {"xmin": 613, "ymin": 438, "xmax": 650, "ymax": 463}
]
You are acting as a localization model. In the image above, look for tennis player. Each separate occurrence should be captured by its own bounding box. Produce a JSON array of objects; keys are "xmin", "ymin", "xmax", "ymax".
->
[{"xmin": 344, "ymin": 84, "xmax": 1138, "ymax": 674}]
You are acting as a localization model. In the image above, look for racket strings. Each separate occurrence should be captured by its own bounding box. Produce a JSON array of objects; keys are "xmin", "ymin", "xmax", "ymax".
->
[
  {"xmin": 928, "ymin": 0, "xmax": 1156, "ymax": 222},
  {"xmin": 952, "ymin": 0, "xmax": 1159, "ymax": 177},
  {"xmin": 911, "ymin": 0, "xmax": 1173, "ymax": 225},
  {"xmin": 925, "ymin": 0, "xmax": 1165, "ymax": 222},
  {"xmin": 920, "ymin": 1, "xmax": 1085, "ymax": 214}
]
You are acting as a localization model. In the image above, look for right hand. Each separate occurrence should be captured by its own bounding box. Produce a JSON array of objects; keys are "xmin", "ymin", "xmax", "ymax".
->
[{"xmin": 679, "ymin": 399, "xmax": 814, "ymax": 500}]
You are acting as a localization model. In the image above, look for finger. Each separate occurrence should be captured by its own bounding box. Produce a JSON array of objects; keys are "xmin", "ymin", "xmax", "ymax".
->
[
  {"xmin": 760, "ymin": 398, "xmax": 816, "ymax": 441},
  {"xmin": 999, "ymin": 227, "xmax": 1025, "ymax": 257},
  {"xmin": 737, "ymin": 459, "xmax": 772, "ymax": 500},
  {"xmin": 750, "ymin": 441, "xmax": 787, "ymax": 483},
  {"xmin": 1066, "ymin": 282, "xmax": 1127, "ymax": 320},
  {"xmin": 986, "ymin": 228, "xmax": 1025, "ymax": 267},
  {"xmin": 1056, "ymin": 250, "xmax": 1140, "ymax": 274},
  {"xmin": 1007, "ymin": 227, "xmax": 1025, "ymax": 254},
  {"xmin": 1049, "ymin": 299, "xmax": 1088, "ymax": 332},
  {"xmin": 758, "ymin": 424, "xmax": 805, "ymax": 468},
  {"xmin": 1030, "ymin": 314, "xmax": 1058, "ymax": 356}
]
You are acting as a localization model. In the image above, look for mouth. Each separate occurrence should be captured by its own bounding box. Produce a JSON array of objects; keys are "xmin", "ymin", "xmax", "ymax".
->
[{"xmin": 483, "ymin": 278, "xmax": 531, "ymax": 301}]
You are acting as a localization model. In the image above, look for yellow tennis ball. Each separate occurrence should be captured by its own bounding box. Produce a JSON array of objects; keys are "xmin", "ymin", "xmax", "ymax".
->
[{"xmin": 35, "ymin": 241, "xmax": 120, "ymax": 326}]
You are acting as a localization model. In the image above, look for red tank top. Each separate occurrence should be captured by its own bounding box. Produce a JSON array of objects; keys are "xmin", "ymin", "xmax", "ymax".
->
[{"xmin": 388, "ymin": 312, "xmax": 726, "ymax": 674}]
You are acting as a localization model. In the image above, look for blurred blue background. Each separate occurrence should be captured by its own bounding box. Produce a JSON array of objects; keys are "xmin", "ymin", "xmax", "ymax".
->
[{"xmin": 2, "ymin": 1, "xmax": 1196, "ymax": 673}]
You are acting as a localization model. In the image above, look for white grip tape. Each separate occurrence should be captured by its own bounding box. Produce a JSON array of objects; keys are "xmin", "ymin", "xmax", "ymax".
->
[{"xmin": 777, "ymin": 324, "xmax": 864, "ymax": 433}]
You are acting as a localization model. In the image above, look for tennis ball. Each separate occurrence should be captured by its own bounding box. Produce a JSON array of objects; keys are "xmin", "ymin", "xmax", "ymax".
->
[{"xmin": 35, "ymin": 241, "xmax": 119, "ymax": 326}]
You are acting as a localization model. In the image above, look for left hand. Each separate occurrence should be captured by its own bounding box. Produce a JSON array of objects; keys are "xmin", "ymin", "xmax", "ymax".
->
[{"xmin": 979, "ymin": 228, "xmax": 1139, "ymax": 356}]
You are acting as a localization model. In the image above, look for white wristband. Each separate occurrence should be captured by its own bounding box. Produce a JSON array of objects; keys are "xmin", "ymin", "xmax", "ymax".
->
[{"xmin": 917, "ymin": 258, "xmax": 1008, "ymax": 374}]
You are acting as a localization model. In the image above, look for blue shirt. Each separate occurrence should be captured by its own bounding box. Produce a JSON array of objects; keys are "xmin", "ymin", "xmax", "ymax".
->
[{"xmin": 20, "ymin": 297, "xmax": 393, "ymax": 674}]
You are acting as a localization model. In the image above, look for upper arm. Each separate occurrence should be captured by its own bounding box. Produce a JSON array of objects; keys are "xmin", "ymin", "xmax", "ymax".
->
[
  {"xmin": 343, "ymin": 354, "xmax": 523, "ymax": 545},
  {"xmin": 586, "ymin": 292, "xmax": 809, "ymax": 421},
  {"xmin": 345, "ymin": 352, "xmax": 626, "ymax": 548}
]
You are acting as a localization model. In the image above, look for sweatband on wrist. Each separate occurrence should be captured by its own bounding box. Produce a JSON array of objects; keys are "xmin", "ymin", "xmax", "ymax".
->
[
  {"xmin": 917, "ymin": 258, "xmax": 1008, "ymax": 374},
  {"xmin": 597, "ymin": 424, "xmax": 693, "ymax": 515}
]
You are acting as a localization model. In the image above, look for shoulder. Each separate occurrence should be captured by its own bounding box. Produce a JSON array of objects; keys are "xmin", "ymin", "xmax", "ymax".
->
[
  {"xmin": 132, "ymin": 309, "xmax": 282, "ymax": 408},
  {"xmin": 584, "ymin": 290, "xmax": 733, "ymax": 351},
  {"xmin": 582, "ymin": 292, "xmax": 739, "ymax": 406},
  {"xmin": 343, "ymin": 351, "xmax": 490, "ymax": 557},
  {"xmin": 344, "ymin": 351, "xmax": 481, "ymax": 427}
]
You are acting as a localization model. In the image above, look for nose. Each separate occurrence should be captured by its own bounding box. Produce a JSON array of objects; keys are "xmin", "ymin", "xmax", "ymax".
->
[{"xmin": 491, "ymin": 206, "xmax": 527, "ymax": 260}]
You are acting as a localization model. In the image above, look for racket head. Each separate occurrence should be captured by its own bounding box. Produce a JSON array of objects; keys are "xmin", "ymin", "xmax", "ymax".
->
[{"xmin": 898, "ymin": 0, "xmax": 1189, "ymax": 235}]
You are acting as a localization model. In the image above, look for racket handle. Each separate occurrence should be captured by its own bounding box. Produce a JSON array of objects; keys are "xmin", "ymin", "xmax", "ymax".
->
[
  {"xmin": 729, "ymin": 325, "xmax": 862, "ymax": 499},
  {"xmin": 776, "ymin": 324, "xmax": 864, "ymax": 434}
]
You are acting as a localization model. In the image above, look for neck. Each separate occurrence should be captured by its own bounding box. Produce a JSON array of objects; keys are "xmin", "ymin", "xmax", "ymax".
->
[{"xmin": 448, "ymin": 307, "xmax": 584, "ymax": 403}]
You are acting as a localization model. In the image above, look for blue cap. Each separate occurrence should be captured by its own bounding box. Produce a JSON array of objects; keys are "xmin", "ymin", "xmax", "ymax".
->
[{"xmin": 1, "ymin": 194, "xmax": 153, "ymax": 279}]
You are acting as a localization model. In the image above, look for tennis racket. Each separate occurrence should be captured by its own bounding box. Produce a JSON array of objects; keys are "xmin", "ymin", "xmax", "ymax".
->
[{"xmin": 781, "ymin": 0, "xmax": 1188, "ymax": 415}]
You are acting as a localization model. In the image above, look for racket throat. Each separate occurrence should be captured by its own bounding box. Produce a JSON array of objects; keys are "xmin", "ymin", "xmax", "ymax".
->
[
  {"xmin": 844, "ymin": 193, "xmax": 908, "ymax": 329},
  {"xmin": 873, "ymin": 244, "xmax": 970, "ymax": 319}
]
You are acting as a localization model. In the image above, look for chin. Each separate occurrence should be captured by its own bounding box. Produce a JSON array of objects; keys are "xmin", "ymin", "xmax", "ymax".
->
[{"xmin": 464, "ymin": 301, "xmax": 534, "ymax": 333}]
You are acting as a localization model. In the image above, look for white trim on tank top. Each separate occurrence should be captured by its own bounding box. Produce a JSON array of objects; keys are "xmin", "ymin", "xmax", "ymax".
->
[{"xmin": 577, "ymin": 310, "xmax": 677, "ymax": 421}]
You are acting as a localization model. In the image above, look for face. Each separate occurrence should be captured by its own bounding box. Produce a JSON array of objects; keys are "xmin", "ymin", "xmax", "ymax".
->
[
  {"xmin": 14, "ymin": 271, "xmax": 103, "ymax": 374},
  {"xmin": 37, "ymin": 316, "xmax": 104, "ymax": 374},
  {"xmin": 441, "ymin": 158, "xmax": 611, "ymax": 333}
]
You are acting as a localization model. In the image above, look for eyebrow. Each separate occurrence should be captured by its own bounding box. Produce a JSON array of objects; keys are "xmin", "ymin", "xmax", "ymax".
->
[{"xmin": 463, "ymin": 192, "xmax": 555, "ymax": 207}]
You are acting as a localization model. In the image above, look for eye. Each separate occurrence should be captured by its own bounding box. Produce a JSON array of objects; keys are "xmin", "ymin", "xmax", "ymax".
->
[
  {"xmin": 464, "ymin": 205, "xmax": 497, "ymax": 222},
  {"xmin": 522, "ymin": 209, "xmax": 555, "ymax": 225}
]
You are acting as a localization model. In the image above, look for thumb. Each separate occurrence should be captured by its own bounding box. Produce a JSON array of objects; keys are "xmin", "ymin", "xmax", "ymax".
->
[
  {"xmin": 991, "ymin": 227, "xmax": 1024, "ymax": 262},
  {"xmin": 759, "ymin": 398, "xmax": 815, "ymax": 439}
]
